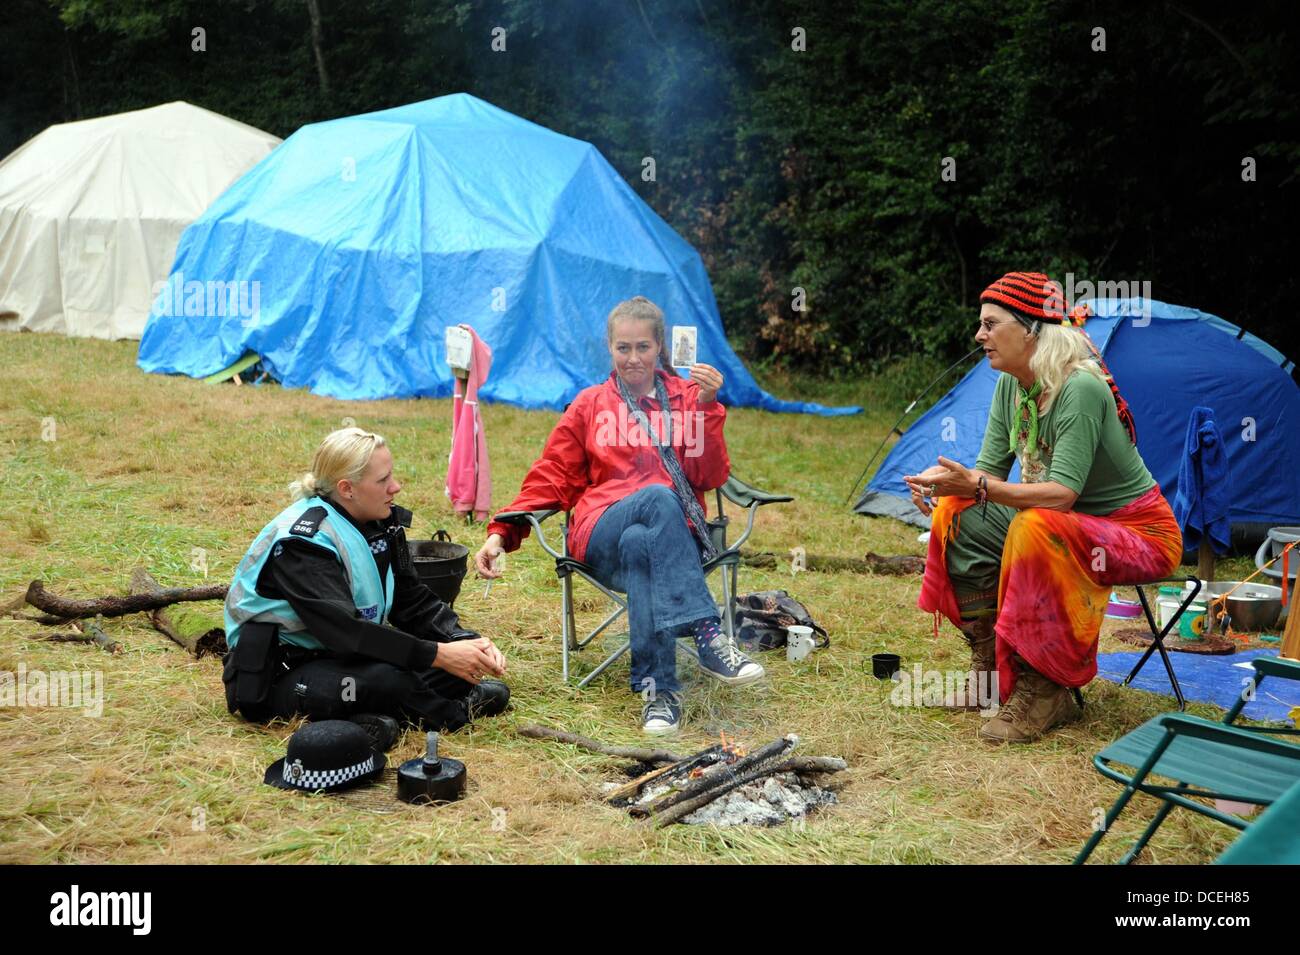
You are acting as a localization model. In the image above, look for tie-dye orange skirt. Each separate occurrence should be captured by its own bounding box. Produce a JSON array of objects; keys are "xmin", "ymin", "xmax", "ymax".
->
[{"xmin": 919, "ymin": 485, "xmax": 1182, "ymax": 701}]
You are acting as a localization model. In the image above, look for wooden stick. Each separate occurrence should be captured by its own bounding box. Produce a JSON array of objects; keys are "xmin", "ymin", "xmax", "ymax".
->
[
  {"xmin": 5, "ymin": 610, "xmax": 75, "ymax": 626},
  {"xmin": 38, "ymin": 631, "xmax": 96, "ymax": 644},
  {"xmin": 80, "ymin": 617, "xmax": 122, "ymax": 654},
  {"xmin": 739, "ymin": 550, "xmax": 925, "ymax": 575},
  {"xmin": 781, "ymin": 756, "xmax": 848, "ymax": 775},
  {"xmin": 634, "ymin": 735, "xmax": 797, "ymax": 819},
  {"xmin": 1281, "ymin": 587, "xmax": 1300, "ymax": 661},
  {"xmin": 25, "ymin": 579, "xmax": 228, "ymax": 621},
  {"xmin": 516, "ymin": 724, "xmax": 683, "ymax": 764},
  {"xmin": 605, "ymin": 745, "xmax": 723, "ymax": 804},
  {"xmin": 129, "ymin": 568, "xmax": 227, "ymax": 658}
]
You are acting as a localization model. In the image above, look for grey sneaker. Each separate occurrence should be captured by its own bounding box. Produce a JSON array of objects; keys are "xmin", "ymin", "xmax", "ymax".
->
[
  {"xmin": 696, "ymin": 632, "xmax": 766, "ymax": 686},
  {"xmin": 642, "ymin": 691, "xmax": 683, "ymax": 735}
]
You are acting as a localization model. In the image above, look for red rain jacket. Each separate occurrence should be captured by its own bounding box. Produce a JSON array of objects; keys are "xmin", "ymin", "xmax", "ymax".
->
[{"xmin": 486, "ymin": 369, "xmax": 730, "ymax": 562}]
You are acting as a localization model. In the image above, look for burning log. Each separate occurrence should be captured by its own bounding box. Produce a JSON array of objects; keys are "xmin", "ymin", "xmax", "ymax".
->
[
  {"xmin": 518, "ymin": 724, "xmax": 849, "ymax": 827},
  {"xmin": 129, "ymin": 568, "xmax": 227, "ymax": 658},
  {"xmin": 632, "ymin": 735, "xmax": 797, "ymax": 820},
  {"xmin": 25, "ymin": 579, "xmax": 228, "ymax": 621},
  {"xmin": 604, "ymin": 746, "xmax": 723, "ymax": 804}
]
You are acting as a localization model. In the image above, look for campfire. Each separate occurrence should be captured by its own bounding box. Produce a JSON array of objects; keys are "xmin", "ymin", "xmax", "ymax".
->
[{"xmin": 519, "ymin": 725, "xmax": 847, "ymax": 828}]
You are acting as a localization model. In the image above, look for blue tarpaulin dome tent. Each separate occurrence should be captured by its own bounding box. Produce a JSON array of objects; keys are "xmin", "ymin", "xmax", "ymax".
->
[
  {"xmin": 855, "ymin": 298, "xmax": 1300, "ymax": 546},
  {"xmin": 137, "ymin": 93, "xmax": 857, "ymax": 415}
]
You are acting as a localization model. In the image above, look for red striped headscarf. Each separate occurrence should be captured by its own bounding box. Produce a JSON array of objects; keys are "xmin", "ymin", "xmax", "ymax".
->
[{"xmin": 980, "ymin": 271, "xmax": 1137, "ymax": 444}]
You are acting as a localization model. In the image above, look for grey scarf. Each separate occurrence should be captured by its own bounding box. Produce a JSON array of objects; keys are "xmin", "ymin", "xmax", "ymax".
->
[{"xmin": 615, "ymin": 373, "xmax": 718, "ymax": 560}]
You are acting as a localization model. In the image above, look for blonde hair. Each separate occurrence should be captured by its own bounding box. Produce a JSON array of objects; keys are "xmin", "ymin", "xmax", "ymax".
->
[
  {"xmin": 1028, "ymin": 322, "xmax": 1107, "ymax": 413},
  {"xmin": 289, "ymin": 427, "xmax": 387, "ymax": 501},
  {"xmin": 607, "ymin": 295, "xmax": 669, "ymax": 369}
]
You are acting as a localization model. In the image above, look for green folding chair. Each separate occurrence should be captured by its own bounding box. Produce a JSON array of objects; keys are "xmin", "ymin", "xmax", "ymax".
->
[
  {"xmin": 1216, "ymin": 778, "xmax": 1300, "ymax": 864},
  {"xmin": 1074, "ymin": 712, "xmax": 1300, "ymax": 864}
]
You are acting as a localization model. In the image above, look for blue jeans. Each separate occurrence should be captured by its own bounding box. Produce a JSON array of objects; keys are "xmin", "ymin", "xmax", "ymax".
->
[{"xmin": 584, "ymin": 485, "xmax": 719, "ymax": 695}]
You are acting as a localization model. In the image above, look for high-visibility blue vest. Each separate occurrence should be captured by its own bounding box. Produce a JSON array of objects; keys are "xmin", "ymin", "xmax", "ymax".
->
[{"xmin": 224, "ymin": 495, "xmax": 395, "ymax": 650}]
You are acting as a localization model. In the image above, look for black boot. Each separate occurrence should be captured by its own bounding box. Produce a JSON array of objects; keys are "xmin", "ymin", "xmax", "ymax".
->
[
  {"xmin": 466, "ymin": 680, "xmax": 511, "ymax": 720},
  {"xmin": 348, "ymin": 713, "xmax": 400, "ymax": 752}
]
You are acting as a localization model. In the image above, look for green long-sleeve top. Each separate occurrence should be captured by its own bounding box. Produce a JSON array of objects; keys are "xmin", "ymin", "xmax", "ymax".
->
[{"xmin": 974, "ymin": 368, "xmax": 1156, "ymax": 515}]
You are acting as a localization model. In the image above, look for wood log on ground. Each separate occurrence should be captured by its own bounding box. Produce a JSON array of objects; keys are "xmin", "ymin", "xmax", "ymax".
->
[
  {"xmin": 633, "ymin": 735, "xmax": 797, "ymax": 819},
  {"xmin": 738, "ymin": 550, "xmax": 925, "ymax": 575},
  {"xmin": 129, "ymin": 568, "xmax": 227, "ymax": 658},
  {"xmin": 780, "ymin": 756, "xmax": 848, "ymax": 775},
  {"xmin": 24, "ymin": 579, "xmax": 227, "ymax": 621},
  {"xmin": 604, "ymin": 745, "xmax": 723, "ymax": 804},
  {"xmin": 516, "ymin": 724, "xmax": 683, "ymax": 764}
]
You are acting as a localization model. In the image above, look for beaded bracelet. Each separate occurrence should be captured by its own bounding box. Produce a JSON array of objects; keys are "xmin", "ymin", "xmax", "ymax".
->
[{"xmin": 974, "ymin": 474, "xmax": 989, "ymax": 514}]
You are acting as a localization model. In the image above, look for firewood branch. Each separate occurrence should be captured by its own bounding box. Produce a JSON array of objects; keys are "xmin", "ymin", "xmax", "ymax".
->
[{"xmin": 24, "ymin": 579, "xmax": 227, "ymax": 621}]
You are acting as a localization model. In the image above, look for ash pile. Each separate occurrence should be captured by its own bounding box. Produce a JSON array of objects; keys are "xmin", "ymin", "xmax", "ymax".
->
[{"xmin": 606, "ymin": 733, "xmax": 846, "ymax": 828}]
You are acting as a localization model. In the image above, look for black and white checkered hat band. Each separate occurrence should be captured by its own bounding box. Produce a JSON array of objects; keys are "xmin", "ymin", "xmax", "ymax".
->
[{"xmin": 283, "ymin": 754, "xmax": 376, "ymax": 789}]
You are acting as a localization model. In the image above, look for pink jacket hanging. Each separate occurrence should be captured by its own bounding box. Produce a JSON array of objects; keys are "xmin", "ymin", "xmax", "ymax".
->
[{"xmin": 445, "ymin": 325, "xmax": 493, "ymax": 521}]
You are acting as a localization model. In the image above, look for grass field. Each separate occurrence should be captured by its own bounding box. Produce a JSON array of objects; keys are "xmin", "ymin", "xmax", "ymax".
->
[{"xmin": 0, "ymin": 333, "xmax": 1266, "ymax": 864}]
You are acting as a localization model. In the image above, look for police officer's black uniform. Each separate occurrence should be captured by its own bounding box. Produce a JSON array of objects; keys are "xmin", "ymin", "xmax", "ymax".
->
[{"xmin": 223, "ymin": 502, "xmax": 506, "ymax": 731}]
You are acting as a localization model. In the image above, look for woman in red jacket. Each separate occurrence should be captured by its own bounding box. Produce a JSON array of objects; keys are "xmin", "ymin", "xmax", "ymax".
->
[{"xmin": 476, "ymin": 296, "xmax": 765, "ymax": 734}]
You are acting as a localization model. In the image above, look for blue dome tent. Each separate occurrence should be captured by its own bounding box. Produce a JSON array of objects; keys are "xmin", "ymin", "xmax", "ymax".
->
[
  {"xmin": 137, "ymin": 93, "xmax": 857, "ymax": 416},
  {"xmin": 854, "ymin": 298, "xmax": 1300, "ymax": 547}
]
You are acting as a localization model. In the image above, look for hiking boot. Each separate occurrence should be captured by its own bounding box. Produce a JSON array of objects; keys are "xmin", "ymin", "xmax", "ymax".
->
[
  {"xmin": 348, "ymin": 713, "xmax": 400, "ymax": 752},
  {"xmin": 979, "ymin": 658, "xmax": 1080, "ymax": 744},
  {"xmin": 694, "ymin": 622, "xmax": 765, "ymax": 686},
  {"xmin": 927, "ymin": 613, "xmax": 998, "ymax": 711},
  {"xmin": 466, "ymin": 679, "xmax": 511, "ymax": 720},
  {"xmin": 642, "ymin": 691, "xmax": 683, "ymax": 736}
]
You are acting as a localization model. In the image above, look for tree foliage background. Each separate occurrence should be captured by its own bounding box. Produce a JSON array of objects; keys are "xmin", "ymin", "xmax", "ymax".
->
[{"xmin": 3, "ymin": 0, "xmax": 1296, "ymax": 368}]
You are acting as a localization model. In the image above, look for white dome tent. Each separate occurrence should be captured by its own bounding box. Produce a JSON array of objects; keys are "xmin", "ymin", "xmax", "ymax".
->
[{"xmin": 0, "ymin": 101, "xmax": 280, "ymax": 340}]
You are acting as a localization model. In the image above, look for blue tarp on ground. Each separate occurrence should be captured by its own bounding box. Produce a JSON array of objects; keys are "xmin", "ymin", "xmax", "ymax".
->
[
  {"xmin": 855, "ymin": 298, "xmax": 1300, "ymax": 536},
  {"xmin": 137, "ymin": 93, "xmax": 858, "ymax": 416},
  {"xmin": 1096, "ymin": 648, "xmax": 1300, "ymax": 723}
]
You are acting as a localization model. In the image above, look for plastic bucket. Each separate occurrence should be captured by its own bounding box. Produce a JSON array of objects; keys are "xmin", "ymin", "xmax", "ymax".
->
[
  {"xmin": 1255, "ymin": 526, "xmax": 1300, "ymax": 582},
  {"xmin": 409, "ymin": 530, "xmax": 469, "ymax": 607}
]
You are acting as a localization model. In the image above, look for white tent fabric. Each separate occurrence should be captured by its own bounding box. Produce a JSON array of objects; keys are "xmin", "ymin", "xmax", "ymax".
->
[{"xmin": 0, "ymin": 101, "xmax": 280, "ymax": 340}]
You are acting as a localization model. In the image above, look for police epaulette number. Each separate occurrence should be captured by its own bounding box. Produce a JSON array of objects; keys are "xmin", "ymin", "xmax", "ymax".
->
[{"xmin": 289, "ymin": 506, "xmax": 328, "ymax": 537}]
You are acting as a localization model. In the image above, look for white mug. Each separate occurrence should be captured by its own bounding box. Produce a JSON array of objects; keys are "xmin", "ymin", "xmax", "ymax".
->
[{"xmin": 786, "ymin": 625, "xmax": 816, "ymax": 662}]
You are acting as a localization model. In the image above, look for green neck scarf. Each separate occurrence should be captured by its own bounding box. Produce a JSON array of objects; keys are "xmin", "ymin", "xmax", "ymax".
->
[{"xmin": 1010, "ymin": 380, "xmax": 1042, "ymax": 455}]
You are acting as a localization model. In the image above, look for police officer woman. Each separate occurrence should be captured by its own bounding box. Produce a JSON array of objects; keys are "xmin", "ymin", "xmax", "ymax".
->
[{"xmin": 223, "ymin": 427, "xmax": 509, "ymax": 742}]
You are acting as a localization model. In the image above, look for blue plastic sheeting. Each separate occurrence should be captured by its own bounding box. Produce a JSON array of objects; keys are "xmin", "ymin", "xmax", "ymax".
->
[
  {"xmin": 855, "ymin": 298, "xmax": 1300, "ymax": 534},
  {"xmin": 137, "ymin": 93, "xmax": 858, "ymax": 416},
  {"xmin": 1096, "ymin": 648, "xmax": 1300, "ymax": 723}
]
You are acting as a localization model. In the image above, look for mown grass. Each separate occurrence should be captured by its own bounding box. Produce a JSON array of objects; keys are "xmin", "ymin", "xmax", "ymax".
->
[{"xmin": 0, "ymin": 332, "xmax": 1266, "ymax": 864}]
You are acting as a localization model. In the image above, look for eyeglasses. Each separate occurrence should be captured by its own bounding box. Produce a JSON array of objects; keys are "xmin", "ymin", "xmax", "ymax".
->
[{"xmin": 978, "ymin": 319, "xmax": 1008, "ymax": 333}]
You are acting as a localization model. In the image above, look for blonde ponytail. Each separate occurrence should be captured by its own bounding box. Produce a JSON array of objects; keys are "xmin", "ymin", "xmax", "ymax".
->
[
  {"xmin": 288, "ymin": 472, "xmax": 319, "ymax": 501},
  {"xmin": 288, "ymin": 428, "xmax": 386, "ymax": 502}
]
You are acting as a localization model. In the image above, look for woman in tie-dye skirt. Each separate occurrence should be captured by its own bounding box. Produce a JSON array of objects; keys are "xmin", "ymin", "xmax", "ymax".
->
[{"xmin": 906, "ymin": 273, "xmax": 1182, "ymax": 743}]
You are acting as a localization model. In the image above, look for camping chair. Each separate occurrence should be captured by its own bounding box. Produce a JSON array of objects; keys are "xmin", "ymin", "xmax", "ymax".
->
[
  {"xmin": 494, "ymin": 475, "xmax": 792, "ymax": 688},
  {"xmin": 1075, "ymin": 654, "xmax": 1300, "ymax": 865},
  {"xmin": 1110, "ymin": 575, "xmax": 1204, "ymax": 710},
  {"xmin": 1215, "ymin": 777, "xmax": 1300, "ymax": 864}
]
